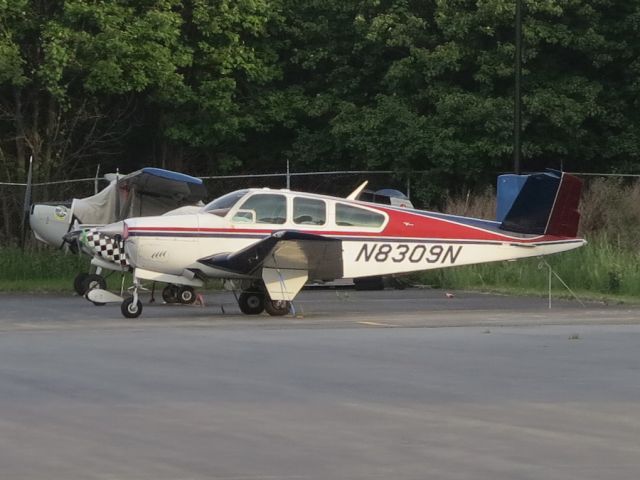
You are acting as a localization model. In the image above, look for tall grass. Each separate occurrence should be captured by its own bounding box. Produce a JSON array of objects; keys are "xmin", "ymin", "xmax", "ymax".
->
[
  {"xmin": 0, "ymin": 247, "xmax": 89, "ymax": 292},
  {"xmin": 422, "ymin": 178, "xmax": 640, "ymax": 300},
  {"xmin": 420, "ymin": 235, "xmax": 640, "ymax": 299}
]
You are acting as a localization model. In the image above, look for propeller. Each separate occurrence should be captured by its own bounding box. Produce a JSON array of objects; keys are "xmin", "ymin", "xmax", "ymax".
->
[{"xmin": 62, "ymin": 219, "xmax": 82, "ymax": 254}]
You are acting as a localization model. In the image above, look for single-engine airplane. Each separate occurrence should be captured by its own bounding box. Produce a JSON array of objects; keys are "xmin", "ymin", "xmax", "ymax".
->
[
  {"xmin": 93, "ymin": 170, "xmax": 585, "ymax": 318},
  {"xmin": 30, "ymin": 167, "xmax": 207, "ymax": 301}
]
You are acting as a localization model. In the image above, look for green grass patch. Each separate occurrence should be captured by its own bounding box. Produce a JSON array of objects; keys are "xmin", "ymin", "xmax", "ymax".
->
[
  {"xmin": 0, "ymin": 247, "xmax": 222, "ymax": 293},
  {"xmin": 418, "ymin": 236, "xmax": 640, "ymax": 302},
  {"xmin": 3, "ymin": 237, "xmax": 640, "ymax": 301},
  {"xmin": 0, "ymin": 247, "xmax": 90, "ymax": 292}
]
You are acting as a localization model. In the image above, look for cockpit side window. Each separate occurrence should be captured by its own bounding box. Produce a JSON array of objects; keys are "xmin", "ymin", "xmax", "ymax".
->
[
  {"xmin": 335, "ymin": 203, "xmax": 385, "ymax": 228},
  {"xmin": 293, "ymin": 197, "xmax": 326, "ymax": 225},
  {"xmin": 235, "ymin": 194, "xmax": 287, "ymax": 225},
  {"xmin": 203, "ymin": 190, "xmax": 249, "ymax": 217}
]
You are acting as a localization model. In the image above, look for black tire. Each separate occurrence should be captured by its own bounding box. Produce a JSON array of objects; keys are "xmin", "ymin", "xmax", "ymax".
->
[
  {"xmin": 82, "ymin": 274, "xmax": 107, "ymax": 305},
  {"xmin": 178, "ymin": 286, "xmax": 196, "ymax": 304},
  {"xmin": 73, "ymin": 272, "xmax": 89, "ymax": 295},
  {"xmin": 354, "ymin": 276, "xmax": 385, "ymax": 291},
  {"xmin": 387, "ymin": 276, "xmax": 409, "ymax": 290},
  {"xmin": 238, "ymin": 291, "xmax": 265, "ymax": 315},
  {"xmin": 162, "ymin": 284, "xmax": 179, "ymax": 303},
  {"xmin": 121, "ymin": 297, "xmax": 143, "ymax": 318},
  {"xmin": 82, "ymin": 273, "xmax": 107, "ymax": 292},
  {"xmin": 264, "ymin": 299, "xmax": 290, "ymax": 316}
]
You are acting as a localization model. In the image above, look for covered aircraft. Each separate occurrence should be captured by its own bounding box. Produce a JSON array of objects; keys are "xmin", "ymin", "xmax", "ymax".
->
[
  {"xmin": 92, "ymin": 170, "xmax": 585, "ymax": 318},
  {"xmin": 30, "ymin": 167, "xmax": 207, "ymax": 298}
]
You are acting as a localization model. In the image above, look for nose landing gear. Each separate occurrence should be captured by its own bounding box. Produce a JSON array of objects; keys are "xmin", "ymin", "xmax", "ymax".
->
[
  {"xmin": 121, "ymin": 296, "xmax": 143, "ymax": 318},
  {"xmin": 120, "ymin": 277, "xmax": 143, "ymax": 318}
]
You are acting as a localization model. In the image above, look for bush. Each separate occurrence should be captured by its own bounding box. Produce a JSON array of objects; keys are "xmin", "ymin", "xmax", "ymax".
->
[{"xmin": 417, "ymin": 178, "xmax": 640, "ymax": 299}]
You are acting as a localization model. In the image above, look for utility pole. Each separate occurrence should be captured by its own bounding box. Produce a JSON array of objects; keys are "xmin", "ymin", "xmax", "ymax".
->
[
  {"xmin": 20, "ymin": 156, "xmax": 33, "ymax": 250},
  {"xmin": 514, "ymin": 0, "xmax": 523, "ymax": 174},
  {"xmin": 286, "ymin": 160, "xmax": 291, "ymax": 189}
]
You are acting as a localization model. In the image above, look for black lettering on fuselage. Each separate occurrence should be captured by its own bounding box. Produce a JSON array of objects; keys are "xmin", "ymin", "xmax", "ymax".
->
[
  {"xmin": 442, "ymin": 245, "xmax": 463, "ymax": 264},
  {"xmin": 392, "ymin": 244, "xmax": 410, "ymax": 263},
  {"xmin": 355, "ymin": 242, "xmax": 463, "ymax": 265},
  {"xmin": 356, "ymin": 243, "xmax": 377, "ymax": 262},
  {"xmin": 409, "ymin": 245, "xmax": 426, "ymax": 262},
  {"xmin": 425, "ymin": 245, "xmax": 444, "ymax": 263}
]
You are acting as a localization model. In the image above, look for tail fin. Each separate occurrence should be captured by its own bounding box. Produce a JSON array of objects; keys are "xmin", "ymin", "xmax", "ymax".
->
[{"xmin": 498, "ymin": 170, "xmax": 582, "ymax": 237}]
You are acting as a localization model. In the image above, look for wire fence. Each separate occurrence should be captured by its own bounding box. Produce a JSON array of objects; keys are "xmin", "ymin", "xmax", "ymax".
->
[
  {"xmin": 1, "ymin": 169, "xmax": 638, "ymax": 246},
  {"xmin": 0, "ymin": 170, "xmax": 415, "ymax": 245}
]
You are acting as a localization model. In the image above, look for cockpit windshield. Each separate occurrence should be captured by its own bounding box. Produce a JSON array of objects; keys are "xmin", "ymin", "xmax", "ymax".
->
[{"xmin": 202, "ymin": 190, "xmax": 249, "ymax": 217}]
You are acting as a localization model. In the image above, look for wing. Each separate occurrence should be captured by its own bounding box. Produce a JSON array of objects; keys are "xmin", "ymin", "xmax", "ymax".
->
[
  {"xmin": 198, "ymin": 230, "xmax": 343, "ymax": 279},
  {"xmin": 198, "ymin": 231, "xmax": 344, "ymax": 301},
  {"xmin": 121, "ymin": 167, "xmax": 207, "ymax": 203}
]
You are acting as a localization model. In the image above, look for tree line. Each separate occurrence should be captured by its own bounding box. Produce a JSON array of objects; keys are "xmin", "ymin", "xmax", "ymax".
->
[{"xmin": 1, "ymin": 0, "xmax": 639, "ymax": 196}]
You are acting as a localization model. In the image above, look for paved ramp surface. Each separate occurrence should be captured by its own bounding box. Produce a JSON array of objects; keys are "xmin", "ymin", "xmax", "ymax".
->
[
  {"xmin": 0, "ymin": 289, "xmax": 638, "ymax": 330},
  {"xmin": 0, "ymin": 290, "xmax": 639, "ymax": 479}
]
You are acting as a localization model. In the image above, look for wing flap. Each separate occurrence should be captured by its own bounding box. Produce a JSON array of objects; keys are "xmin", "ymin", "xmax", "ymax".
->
[
  {"xmin": 262, "ymin": 267, "xmax": 308, "ymax": 301},
  {"xmin": 198, "ymin": 231, "xmax": 344, "ymax": 281}
]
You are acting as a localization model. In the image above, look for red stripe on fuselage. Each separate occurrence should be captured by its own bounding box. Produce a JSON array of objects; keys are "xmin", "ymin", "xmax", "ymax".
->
[
  {"xmin": 370, "ymin": 206, "xmax": 565, "ymax": 242},
  {"xmin": 128, "ymin": 209, "xmax": 575, "ymax": 243}
]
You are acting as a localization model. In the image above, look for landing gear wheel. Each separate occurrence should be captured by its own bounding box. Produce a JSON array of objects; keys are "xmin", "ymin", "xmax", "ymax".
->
[
  {"xmin": 238, "ymin": 291, "xmax": 265, "ymax": 315},
  {"xmin": 73, "ymin": 273, "xmax": 89, "ymax": 295},
  {"xmin": 162, "ymin": 284, "xmax": 179, "ymax": 303},
  {"xmin": 82, "ymin": 274, "xmax": 107, "ymax": 292},
  {"xmin": 121, "ymin": 297, "xmax": 143, "ymax": 318},
  {"xmin": 178, "ymin": 286, "xmax": 196, "ymax": 304},
  {"xmin": 264, "ymin": 299, "xmax": 290, "ymax": 316},
  {"xmin": 82, "ymin": 274, "xmax": 107, "ymax": 305},
  {"xmin": 354, "ymin": 276, "xmax": 385, "ymax": 291}
]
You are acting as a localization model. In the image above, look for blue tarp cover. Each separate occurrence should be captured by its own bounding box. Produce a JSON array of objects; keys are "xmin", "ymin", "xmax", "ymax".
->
[{"xmin": 140, "ymin": 167, "xmax": 203, "ymax": 185}]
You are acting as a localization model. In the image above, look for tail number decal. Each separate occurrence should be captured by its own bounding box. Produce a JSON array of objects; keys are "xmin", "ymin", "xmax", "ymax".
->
[{"xmin": 355, "ymin": 243, "xmax": 462, "ymax": 264}]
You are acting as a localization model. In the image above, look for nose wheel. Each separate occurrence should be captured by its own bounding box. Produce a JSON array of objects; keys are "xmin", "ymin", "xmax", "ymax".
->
[
  {"xmin": 121, "ymin": 296, "xmax": 143, "ymax": 318},
  {"xmin": 121, "ymin": 277, "xmax": 143, "ymax": 318}
]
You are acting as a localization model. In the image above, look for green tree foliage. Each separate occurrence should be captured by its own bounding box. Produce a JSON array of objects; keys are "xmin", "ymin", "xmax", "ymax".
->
[
  {"xmin": 0, "ymin": 0, "xmax": 189, "ymax": 185},
  {"xmin": 1, "ymin": 0, "xmax": 640, "ymax": 197},
  {"xmin": 158, "ymin": 0, "xmax": 281, "ymax": 173}
]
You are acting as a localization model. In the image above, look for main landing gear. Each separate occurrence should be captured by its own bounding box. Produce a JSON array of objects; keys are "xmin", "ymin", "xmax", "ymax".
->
[
  {"xmin": 161, "ymin": 284, "xmax": 196, "ymax": 305},
  {"xmin": 75, "ymin": 267, "xmax": 109, "ymax": 306},
  {"xmin": 73, "ymin": 271, "xmax": 107, "ymax": 296},
  {"xmin": 237, "ymin": 282, "xmax": 290, "ymax": 316}
]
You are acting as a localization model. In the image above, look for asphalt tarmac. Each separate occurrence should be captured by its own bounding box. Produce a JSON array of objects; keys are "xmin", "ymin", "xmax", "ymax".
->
[{"xmin": 1, "ymin": 289, "xmax": 640, "ymax": 479}]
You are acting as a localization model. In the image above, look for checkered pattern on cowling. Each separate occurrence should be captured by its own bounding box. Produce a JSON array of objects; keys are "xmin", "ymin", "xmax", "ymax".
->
[{"xmin": 85, "ymin": 228, "xmax": 129, "ymax": 267}]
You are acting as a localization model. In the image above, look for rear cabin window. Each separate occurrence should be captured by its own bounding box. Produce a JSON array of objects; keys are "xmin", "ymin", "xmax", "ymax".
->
[
  {"xmin": 293, "ymin": 197, "xmax": 326, "ymax": 225},
  {"xmin": 235, "ymin": 193, "xmax": 287, "ymax": 225},
  {"xmin": 335, "ymin": 203, "xmax": 385, "ymax": 228}
]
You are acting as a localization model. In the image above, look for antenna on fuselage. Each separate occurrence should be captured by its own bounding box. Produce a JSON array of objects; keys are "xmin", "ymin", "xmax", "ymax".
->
[{"xmin": 346, "ymin": 181, "xmax": 368, "ymax": 201}]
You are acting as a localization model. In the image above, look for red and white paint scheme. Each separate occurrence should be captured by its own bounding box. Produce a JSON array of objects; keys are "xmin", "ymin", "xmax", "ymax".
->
[{"xmin": 96, "ymin": 171, "xmax": 585, "ymax": 318}]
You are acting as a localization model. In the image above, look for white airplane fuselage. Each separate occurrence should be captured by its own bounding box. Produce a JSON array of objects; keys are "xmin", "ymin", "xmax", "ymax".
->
[{"xmin": 121, "ymin": 189, "xmax": 585, "ymax": 284}]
